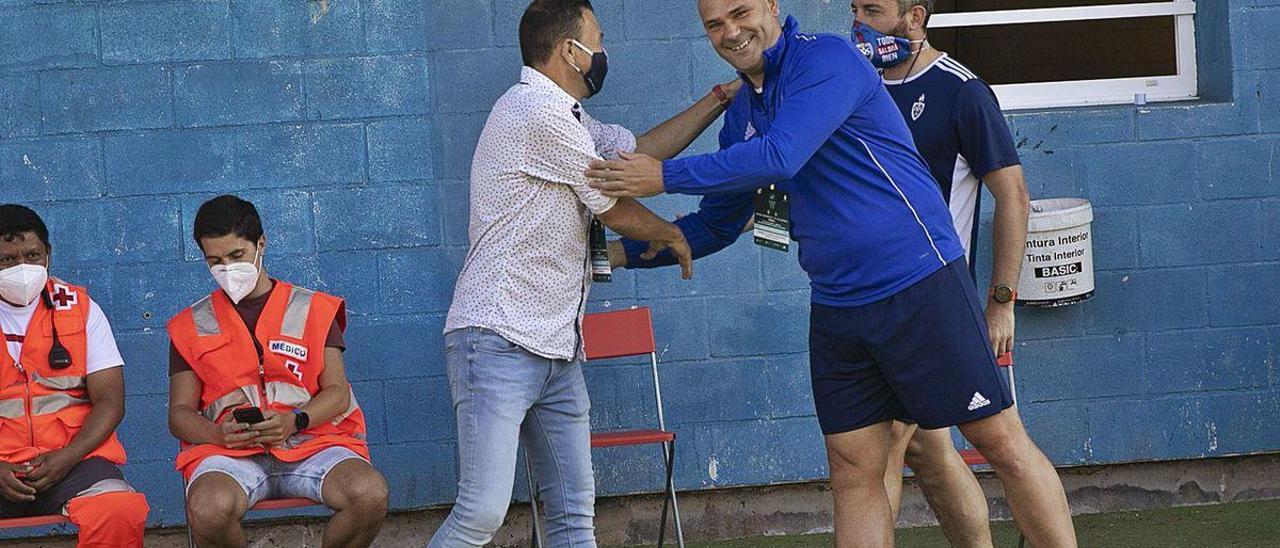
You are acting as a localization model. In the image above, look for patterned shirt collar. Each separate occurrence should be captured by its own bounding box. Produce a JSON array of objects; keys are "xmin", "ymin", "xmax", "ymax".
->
[{"xmin": 520, "ymin": 66, "xmax": 578, "ymax": 107}]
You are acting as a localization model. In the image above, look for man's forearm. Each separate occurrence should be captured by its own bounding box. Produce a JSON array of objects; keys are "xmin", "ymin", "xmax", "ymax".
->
[
  {"xmin": 597, "ymin": 198, "xmax": 681, "ymax": 242},
  {"xmin": 170, "ymin": 406, "xmax": 221, "ymax": 445},
  {"xmin": 986, "ymin": 167, "xmax": 1031, "ymax": 292},
  {"xmin": 635, "ymin": 90, "xmax": 729, "ymax": 161},
  {"xmin": 63, "ymin": 400, "xmax": 122, "ymax": 459},
  {"xmin": 300, "ymin": 383, "xmax": 352, "ymax": 426}
]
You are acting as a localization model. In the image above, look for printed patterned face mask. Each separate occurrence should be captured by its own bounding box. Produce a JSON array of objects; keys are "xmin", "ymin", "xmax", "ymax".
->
[{"xmin": 851, "ymin": 21, "xmax": 923, "ymax": 69}]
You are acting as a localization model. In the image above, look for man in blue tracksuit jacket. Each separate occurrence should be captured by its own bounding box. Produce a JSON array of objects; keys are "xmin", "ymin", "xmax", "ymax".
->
[{"xmin": 586, "ymin": 1, "xmax": 1076, "ymax": 546}]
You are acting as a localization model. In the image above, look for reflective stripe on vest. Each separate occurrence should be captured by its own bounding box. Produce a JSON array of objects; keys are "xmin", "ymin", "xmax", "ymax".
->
[
  {"xmin": 191, "ymin": 286, "xmax": 312, "ymax": 340},
  {"xmin": 31, "ymin": 393, "xmax": 89, "ymax": 415},
  {"xmin": 202, "ymin": 385, "xmax": 262, "ymax": 422},
  {"xmin": 192, "ymin": 296, "xmax": 220, "ymax": 337},
  {"xmin": 0, "ymin": 399, "xmax": 24, "ymax": 419},
  {"xmin": 281, "ymin": 286, "xmax": 314, "ymax": 339},
  {"xmin": 76, "ymin": 478, "xmax": 134, "ymax": 498},
  {"xmin": 31, "ymin": 373, "xmax": 86, "ymax": 391},
  {"xmin": 282, "ymin": 433, "xmax": 314, "ymax": 450},
  {"xmin": 266, "ymin": 381, "xmax": 311, "ymax": 408}
]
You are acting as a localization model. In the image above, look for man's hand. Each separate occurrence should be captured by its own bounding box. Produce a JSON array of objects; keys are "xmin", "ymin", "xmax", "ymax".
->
[
  {"xmin": 640, "ymin": 227, "xmax": 693, "ymax": 279},
  {"xmin": 249, "ymin": 411, "xmax": 298, "ymax": 447},
  {"xmin": 586, "ymin": 152, "xmax": 665, "ymax": 198},
  {"xmin": 0, "ymin": 462, "xmax": 36, "ymax": 502},
  {"xmin": 986, "ymin": 303, "xmax": 1016, "ymax": 357},
  {"xmin": 24, "ymin": 448, "xmax": 80, "ymax": 493},
  {"xmin": 215, "ymin": 420, "xmax": 262, "ymax": 450}
]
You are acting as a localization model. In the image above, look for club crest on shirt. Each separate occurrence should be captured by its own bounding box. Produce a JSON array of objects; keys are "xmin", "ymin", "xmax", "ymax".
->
[
  {"xmin": 911, "ymin": 94, "xmax": 926, "ymax": 121},
  {"xmin": 744, "ymin": 121, "xmax": 757, "ymax": 141},
  {"xmin": 269, "ymin": 340, "xmax": 308, "ymax": 362}
]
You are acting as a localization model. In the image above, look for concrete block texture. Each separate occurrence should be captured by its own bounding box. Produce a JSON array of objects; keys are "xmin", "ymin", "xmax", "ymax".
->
[
  {"xmin": 0, "ymin": 4, "xmax": 97, "ymax": 71},
  {"xmin": 99, "ymin": 0, "xmax": 232, "ymax": 64}
]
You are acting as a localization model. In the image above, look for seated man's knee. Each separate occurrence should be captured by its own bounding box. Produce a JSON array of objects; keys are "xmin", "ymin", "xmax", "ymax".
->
[
  {"xmin": 330, "ymin": 466, "xmax": 389, "ymax": 518},
  {"xmin": 186, "ymin": 477, "xmax": 246, "ymax": 532}
]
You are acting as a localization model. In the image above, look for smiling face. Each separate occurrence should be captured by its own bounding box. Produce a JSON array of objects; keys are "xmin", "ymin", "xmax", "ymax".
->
[{"xmin": 698, "ymin": 0, "xmax": 783, "ymax": 81}]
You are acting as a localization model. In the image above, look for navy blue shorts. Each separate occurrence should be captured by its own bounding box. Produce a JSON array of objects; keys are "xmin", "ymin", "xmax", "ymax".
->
[{"xmin": 809, "ymin": 260, "xmax": 1013, "ymax": 434}]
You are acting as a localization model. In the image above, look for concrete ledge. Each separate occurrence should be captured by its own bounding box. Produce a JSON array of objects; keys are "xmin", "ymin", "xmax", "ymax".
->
[{"xmin": 4, "ymin": 453, "xmax": 1278, "ymax": 547}]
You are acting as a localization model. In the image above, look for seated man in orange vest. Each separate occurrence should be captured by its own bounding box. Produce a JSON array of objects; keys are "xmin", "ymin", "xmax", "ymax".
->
[
  {"xmin": 0, "ymin": 204, "xmax": 149, "ymax": 546},
  {"xmin": 167, "ymin": 195, "xmax": 388, "ymax": 548}
]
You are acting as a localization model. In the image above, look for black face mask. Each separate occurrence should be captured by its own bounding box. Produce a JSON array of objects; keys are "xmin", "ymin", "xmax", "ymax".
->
[{"xmin": 570, "ymin": 40, "xmax": 609, "ymax": 97}]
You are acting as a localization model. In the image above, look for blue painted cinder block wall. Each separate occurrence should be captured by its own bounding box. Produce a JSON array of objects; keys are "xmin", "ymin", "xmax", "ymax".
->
[{"xmin": 1, "ymin": 0, "xmax": 1277, "ymax": 529}]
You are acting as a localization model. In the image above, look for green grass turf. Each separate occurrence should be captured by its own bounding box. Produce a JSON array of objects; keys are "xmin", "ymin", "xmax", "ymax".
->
[{"xmin": 679, "ymin": 498, "xmax": 1280, "ymax": 547}]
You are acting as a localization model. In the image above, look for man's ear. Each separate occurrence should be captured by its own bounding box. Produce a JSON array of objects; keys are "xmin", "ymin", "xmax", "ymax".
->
[
  {"xmin": 560, "ymin": 39, "xmax": 577, "ymax": 67},
  {"xmin": 910, "ymin": 5, "xmax": 928, "ymax": 32}
]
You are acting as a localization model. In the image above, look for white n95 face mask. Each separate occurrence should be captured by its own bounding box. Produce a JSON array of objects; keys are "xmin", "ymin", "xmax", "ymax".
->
[
  {"xmin": 0, "ymin": 263, "xmax": 48, "ymax": 306},
  {"xmin": 210, "ymin": 249, "xmax": 260, "ymax": 304}
]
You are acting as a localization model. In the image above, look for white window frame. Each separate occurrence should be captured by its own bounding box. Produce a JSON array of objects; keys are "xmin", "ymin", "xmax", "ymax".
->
[{"xmin": 930, "ymin": 1, "xmax": 1198, "ymax": 110}]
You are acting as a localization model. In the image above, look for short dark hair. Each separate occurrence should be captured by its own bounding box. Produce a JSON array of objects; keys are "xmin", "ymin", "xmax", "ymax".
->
[
  {"xmin": 193, "ymin": 195, "xmax": 264, "ymax": 249},
  {"xmin": 519, "ymin": 0, "xmax": 594, "ymax": 67},
  {"xmin": 0, "ymin": 204, "xmax": 51, "ymax": 250},
  {"xmin": 899, "ymin": 0, "xmax": 935, "ymax": 27}
]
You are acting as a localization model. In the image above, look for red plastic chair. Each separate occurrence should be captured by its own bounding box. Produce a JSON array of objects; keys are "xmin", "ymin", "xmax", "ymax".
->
[{"xmin": 525, "ymin": 307, "xmax": 685, "ymax": 548}]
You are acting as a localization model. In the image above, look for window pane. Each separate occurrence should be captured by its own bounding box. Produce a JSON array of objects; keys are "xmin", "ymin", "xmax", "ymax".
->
[
  {"xmin": 926, "ymin": 17, "xmax": 1177, "ymax": 85},
  {"xmin": 934, "ymin": 0, "xmax": 1170, "ymax": 12}
]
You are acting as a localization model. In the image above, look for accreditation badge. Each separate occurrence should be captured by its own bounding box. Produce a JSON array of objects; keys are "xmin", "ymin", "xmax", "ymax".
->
[
  {"xmin": 590, "ymin": 218, "xmax": 612, "ymax": 282},
  {"xmin": 753, "ymin": 184, "xmax": 791, "ymax": 252}
]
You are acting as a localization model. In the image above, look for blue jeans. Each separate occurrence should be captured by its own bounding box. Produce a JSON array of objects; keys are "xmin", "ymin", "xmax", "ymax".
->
[{"xmin": 429, "ymin": 328, "xmax": 596, "ymax": 548}]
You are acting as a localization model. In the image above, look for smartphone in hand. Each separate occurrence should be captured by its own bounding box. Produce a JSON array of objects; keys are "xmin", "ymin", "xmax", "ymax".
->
[{"xmin": 232, "ymin": 407, "xmax": 266, "ymax": 424}]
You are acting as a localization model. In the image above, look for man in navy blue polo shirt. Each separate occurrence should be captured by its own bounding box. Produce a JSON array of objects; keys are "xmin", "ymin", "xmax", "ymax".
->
[
  {"xmin": 853, "ymin": 1, "xmax": 1033, "ymax": 546},
  {"xmin": 587, "ymin": 0, "xmax": 1075, "ymax": 545}
]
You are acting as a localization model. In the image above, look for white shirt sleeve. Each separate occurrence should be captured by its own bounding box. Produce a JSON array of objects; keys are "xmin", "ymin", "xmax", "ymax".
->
[
  {"xmin": 519, "ymin": 102, "xmax": 619, "ymax": 215},
  {"xmin": 84, "ymin": 300, "xmax": 124, "ymax": 375},
  {"xmin": 579, "ymin": 109, "xmax": 638, "ymax": 160}
]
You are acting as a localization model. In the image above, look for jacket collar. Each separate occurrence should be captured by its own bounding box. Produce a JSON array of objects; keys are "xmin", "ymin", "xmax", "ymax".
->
[{"xmin": 741, "ymin": 15, "xmax": 800, "ymax": 91}]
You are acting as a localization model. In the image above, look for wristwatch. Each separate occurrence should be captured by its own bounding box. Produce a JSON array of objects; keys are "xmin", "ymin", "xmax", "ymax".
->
[
  {"xmin": 990, "ymin": 284, "xmax": 1016, "ymax": 304},
  {"xmin": 292, "ymin": 408, "xmax": 310, "ymax": 432}
]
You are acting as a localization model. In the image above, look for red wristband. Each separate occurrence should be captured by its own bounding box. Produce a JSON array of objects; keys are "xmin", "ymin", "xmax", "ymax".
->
[{"xmin": 712, "ymin": 84, "xmax": 731, "ymax": 107}]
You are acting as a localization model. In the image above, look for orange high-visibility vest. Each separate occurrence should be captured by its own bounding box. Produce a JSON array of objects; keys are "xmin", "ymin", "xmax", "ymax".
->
[
  {"xmin": 167, "ymin": 281, "xmax": 368, "ymax": 478},
  {"xmin": 0, "ymin": 280, "xmax": 127, "ymax": 465}
]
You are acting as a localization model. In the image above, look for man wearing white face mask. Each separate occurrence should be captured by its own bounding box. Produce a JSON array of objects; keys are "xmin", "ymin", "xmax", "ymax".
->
[
  {"xmin": 0, "ymin": 204, "xmax": 150, "ymax": 546},
  {"xmin": 167, "ymin": 195, "xmax": 388, "ymax": 548}
]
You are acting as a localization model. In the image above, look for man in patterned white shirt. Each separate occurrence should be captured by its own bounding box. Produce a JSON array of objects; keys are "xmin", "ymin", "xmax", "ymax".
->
[{"xmin": 433, "ymin": 1, "xmax": 741, "ymax": 546}]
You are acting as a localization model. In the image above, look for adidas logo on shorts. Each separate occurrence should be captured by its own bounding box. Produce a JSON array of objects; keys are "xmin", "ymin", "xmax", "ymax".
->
[{"xmin": 967, "ymin": 392, "xmax": 991, "ymax": 412}]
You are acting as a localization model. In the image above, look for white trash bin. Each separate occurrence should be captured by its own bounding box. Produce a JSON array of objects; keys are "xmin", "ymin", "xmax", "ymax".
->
[{"xmin": 1017, "ymin": 198, "xmax": 1095, "ymax": 307}]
